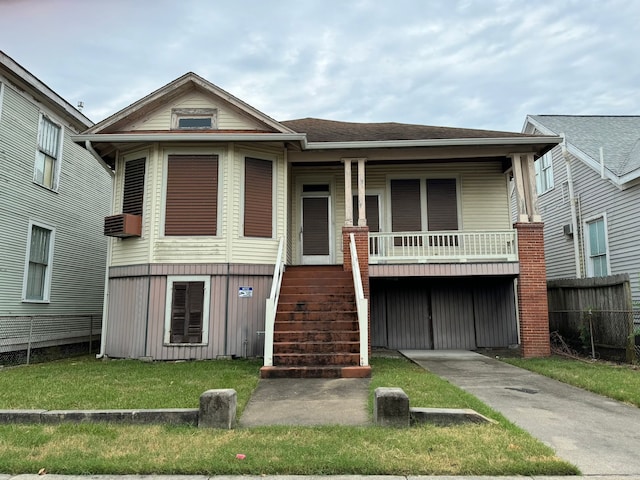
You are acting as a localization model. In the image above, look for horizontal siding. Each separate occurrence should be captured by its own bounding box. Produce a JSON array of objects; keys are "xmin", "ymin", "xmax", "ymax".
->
[
  {"xmin": 0, "ymin": 82, "xmax": 110, "ymax": 320},
  {"xmin": 370, "ymin": 262, "xmax": 519, "ymax": 277},
  {"xmin": 125, "ymin": 90, "xmax": 271, "ymax": 132}
]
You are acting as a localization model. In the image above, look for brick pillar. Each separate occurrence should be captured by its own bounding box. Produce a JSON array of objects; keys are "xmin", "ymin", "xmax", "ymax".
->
[
  {"xmin": 343, "ymin": 226, "xmax": 370, "ymax": 358},
  {"xmin": 515, "ymin": 222, "xmax": 551, "ymax": 357}
]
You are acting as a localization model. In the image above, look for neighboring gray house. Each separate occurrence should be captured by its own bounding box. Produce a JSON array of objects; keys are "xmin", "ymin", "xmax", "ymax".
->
[
  {"xmin": 522, "ymin": 115, "xmax": 640, "ymax": 305},
  {"xmin": 0, "ymin": 51, "xmax": 111, "ymax": 358}
]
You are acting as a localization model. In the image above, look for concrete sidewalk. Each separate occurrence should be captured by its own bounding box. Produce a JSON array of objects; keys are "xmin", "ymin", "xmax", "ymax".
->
[
  {"xmin": 401, "ymin": 350, "xmax": 640, "ymax": 476},
  {"xmin": 239, "ymin": 377, "xmax": 370, "ymax": 427}
]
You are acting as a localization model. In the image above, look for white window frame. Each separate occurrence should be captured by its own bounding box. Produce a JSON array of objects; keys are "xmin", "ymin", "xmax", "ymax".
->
[
  {"xmin": 171, "ymin": 108, "xmax": 218, "ymax": 130},
  {"xmin": 34, "ymin": 114, "xmax": 63, "ymax": 191},
  {"xmin": 534, "ymin": 151, "xmax": 554, "ymax": 195},
  {"xmin": 22, "ymin": 220, "xmax": 56, "ymax": 303},
  {"xmin": 583, "ymin": 213, "xmax": 611, "ymax": 277},
  {"xmin": 164, "ymin": 275, "xmax": 211, "ymax": 345}
]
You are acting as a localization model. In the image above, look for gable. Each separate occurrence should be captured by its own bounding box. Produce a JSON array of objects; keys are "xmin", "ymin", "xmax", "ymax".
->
[{"xmin": 119, "ymin": 89, "xmax": 275, "ymax": 133}]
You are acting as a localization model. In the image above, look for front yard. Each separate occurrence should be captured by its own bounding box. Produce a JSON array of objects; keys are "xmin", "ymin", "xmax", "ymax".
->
[{"xmin": 0, "ymin": 356, "xmax": 577, "ymax": 475}]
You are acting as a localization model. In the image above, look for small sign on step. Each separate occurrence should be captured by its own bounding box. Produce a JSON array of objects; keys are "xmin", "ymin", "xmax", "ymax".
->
[{"xmin": 238, "ymin": 286, "xmax": 253, "ymax": 298}]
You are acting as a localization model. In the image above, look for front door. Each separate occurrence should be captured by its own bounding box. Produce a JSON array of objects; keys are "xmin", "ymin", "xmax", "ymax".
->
[{"xmin": 301, "ymin": 195, "xmax": 332, "ymax": 264}]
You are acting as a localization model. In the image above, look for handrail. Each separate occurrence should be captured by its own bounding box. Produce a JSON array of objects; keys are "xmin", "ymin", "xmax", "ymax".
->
[
  {"xmin": 264, "ymin": 236, "xmax": 285, "ymax": 367},
  {"xmin": 349, "ymin": 233, "xmax": 369, "ymax": 367}
]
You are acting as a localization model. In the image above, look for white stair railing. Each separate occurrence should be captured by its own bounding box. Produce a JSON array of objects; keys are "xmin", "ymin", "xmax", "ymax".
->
[
  {"xmin": 264, "ymin": 237, "xmax": 285, "ymax": 367},
  {"xmin": 349, "ymin": 233, "xmax": 369, "ymax": 367}
]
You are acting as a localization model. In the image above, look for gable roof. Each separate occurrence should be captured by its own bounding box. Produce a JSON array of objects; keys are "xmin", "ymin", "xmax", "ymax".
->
[
  {"xmin": 0, "ymin": 50, "xmax": 92, "ymax": 131},
  {"xmin": 83, "ymin": 72, "xmax": 296, "ymax": 135},
  {"xmin": 524, "ymin": 115, "xmax": 640, "ymax": 186}
]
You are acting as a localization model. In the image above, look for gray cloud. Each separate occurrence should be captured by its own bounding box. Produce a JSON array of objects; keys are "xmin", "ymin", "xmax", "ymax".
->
[{"xmin": 1, "ymin": 0, "xmax": 638, "ymax": 131}]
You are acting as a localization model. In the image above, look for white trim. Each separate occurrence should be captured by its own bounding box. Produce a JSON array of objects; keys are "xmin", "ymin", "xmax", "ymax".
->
[
  {"xmin": 583, "ymin": 213, "xmax": 611, "ymax": 277},
  {"xmin": 160, "ymin": 147, "xmax": 225, "ymax": 238},
  {"xmin": 33, "ymin": 113, "xmax": 63, "ymax": 192},
  {"xmin": 239, "ymin": 150, "xmax": 277, "ymax": 239},
  {"xmin": 22, "ymin": 220, "xmax": 56, "ymax": 303},
  {"xmin": 0, "ymin": 80, "xmax": 4, "ymax": 123},
  {"xmin": 164, "ymin": 275, "xmax": 211, "ymax": 345},
  {"xmin": 534, "ymin": 150, "xmax": 554, "ymax": 195},
  {"xmin": 171, "ymin": 108, "xmax": 218, "ymax": 130}
]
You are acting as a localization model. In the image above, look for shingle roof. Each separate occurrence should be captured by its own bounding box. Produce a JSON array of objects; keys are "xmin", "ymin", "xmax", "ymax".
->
[
  {"xmin": 280, "ymin": 117, "xmax": 532, "ymax": 143},
  {"xmin": 529, "ymin": 115, "xmax": 640, "ymax": 177}
]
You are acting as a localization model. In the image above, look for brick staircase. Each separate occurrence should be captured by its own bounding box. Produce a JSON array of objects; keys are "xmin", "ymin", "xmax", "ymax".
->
[{"xmin": 260, "ymin": 265, "xmax": 371, "ymax": 379}]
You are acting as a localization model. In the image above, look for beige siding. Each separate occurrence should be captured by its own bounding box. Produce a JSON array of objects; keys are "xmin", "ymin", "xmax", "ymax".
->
[{"xmin": 123, "ymin": 90, "xmax": 272, "ymax": 132}]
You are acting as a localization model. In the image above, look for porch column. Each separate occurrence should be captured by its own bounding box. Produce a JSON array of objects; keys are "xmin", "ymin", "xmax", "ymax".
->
[
  {"xmin": 343, "ymin": 159, "xmax": 353, "ymax": 227},
  {"xmin": 510, "ymin": 152, "xmax": 550, "ymax": 357},
  {"xmin": 357, "ymin": 158, "xmax": 367, "ymax": 227}
]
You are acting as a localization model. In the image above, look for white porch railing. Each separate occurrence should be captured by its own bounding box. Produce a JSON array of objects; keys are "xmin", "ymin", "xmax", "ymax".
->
[
  {"xmin": 349, "ymin": 233, "xmax": 369, "ymax": 367},
  {"xmin": 263, "ymin": 237, "xmax": 285, "ymax": 367},
  {"xmin": 369, "ymin": 230, "xmax": 518, "ymax": 264}
]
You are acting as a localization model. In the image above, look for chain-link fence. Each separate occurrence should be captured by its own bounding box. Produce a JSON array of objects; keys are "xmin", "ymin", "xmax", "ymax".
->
[
  {"xmin": 549, "ymin": 310, "xmax": 639, "ymax": 363},
  {"xmin": 0, "ymin": 315, "xmax": 101, "ymax": 367}
]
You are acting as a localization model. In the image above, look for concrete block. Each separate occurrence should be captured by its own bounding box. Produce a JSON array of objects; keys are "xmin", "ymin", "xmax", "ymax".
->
[
  {"xmin": 374, "ymin": 387, "xmax": 409, "ymax": 427},
  {"xmin": 130, "ymin": 408, "xmax": 198, "ymax": 425},
  {"xmin": 0, "ymin": 410, "xmax": 45, "ymax": 424},
  {"xmin": 198, "ymin": 389, "xmax": 237, "ymax": 429},
  {"xmin": 410, "ymin": 407, "xmax": 495, "ymax": 426}
]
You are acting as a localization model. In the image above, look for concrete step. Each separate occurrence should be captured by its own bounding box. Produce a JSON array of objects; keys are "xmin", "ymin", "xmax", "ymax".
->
[
  {"xmin": 274, "ymin": 330, "xmax": 359, "ymax": 343},
  {"xmin": 280, "ymin": 284, "xmax": 354, "ymax": 295},
  {"xmin": 260, "ymin": 365, "xmax": 371, "ymax": 379},
  {"xmin": 277, "ymin": 301, "xmax": 356, "ymax": 312},
  {"xmin": 273, "ymin": 352, "xmax": 360, "ymax": 366},
  {"xmin": 278, "ymin": 293, "xmax": 356, "ymax": 304},
  {"xmin": 274, "ymin": 310, "xmax": 358, "ymax": 322},
  {"xmin": 281, "ymin": 277, "xmax": 354, "ymax": 288},
  {"xmin": 274, "ymin": 320, "xmax": 358, "ymax": 332},
  {"xmin": 273, "ymin": 341, "xmax": 360, "ymax": 354}
]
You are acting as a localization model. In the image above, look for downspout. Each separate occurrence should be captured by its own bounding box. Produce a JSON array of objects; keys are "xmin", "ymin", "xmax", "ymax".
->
[
  {"xmin": 561, "ymin": 138, "xmax": 582, "ymax": 278},
  {"xmin": 85, "ymin": 141, "xmax": 115, "ymax": 359}
]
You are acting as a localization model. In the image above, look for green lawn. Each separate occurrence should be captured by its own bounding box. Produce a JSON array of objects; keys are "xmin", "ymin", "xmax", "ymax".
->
[
  {"xmin": 504, "ymin": 356, "xmax": 640, "ymax": 407},
  {"xmin": 0, "ymin": 356, "xmax": 577, "ymax": 475}
]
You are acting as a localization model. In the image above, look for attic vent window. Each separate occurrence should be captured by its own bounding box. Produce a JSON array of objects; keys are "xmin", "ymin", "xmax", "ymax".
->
[{"xmin": 171, "ymin": 108, "xmax": 217, "ymax": 130}]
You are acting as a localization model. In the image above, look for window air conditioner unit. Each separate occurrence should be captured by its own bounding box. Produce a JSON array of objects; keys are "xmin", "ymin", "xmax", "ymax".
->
[
  {"xmin": 563, "ymin": 223, "xmax": 573, "ymax": 236},
  {"xmin": 104, "ymin": 213, "xmax": 142, "ymax": 238}
]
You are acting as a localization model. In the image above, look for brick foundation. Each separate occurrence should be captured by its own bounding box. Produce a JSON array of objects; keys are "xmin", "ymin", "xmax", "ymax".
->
[
  {"xmin": 515, "ymin": 222, "xmax": 551, "ymax": 357},
  {"xmin": 342, "ymin": 226, "xmax": 371, "ymax": 359}
]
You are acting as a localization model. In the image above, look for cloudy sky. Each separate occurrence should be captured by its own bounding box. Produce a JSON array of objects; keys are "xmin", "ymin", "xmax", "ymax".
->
[{"xmin": 1, "ymin": 0, "xmax": 638, "ymax": 132}]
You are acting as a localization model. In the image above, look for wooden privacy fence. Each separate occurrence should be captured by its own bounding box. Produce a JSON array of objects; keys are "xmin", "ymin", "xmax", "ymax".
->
[{"xmin": 547, "ymin": 274, "xmax": 636, "ymax": 363}]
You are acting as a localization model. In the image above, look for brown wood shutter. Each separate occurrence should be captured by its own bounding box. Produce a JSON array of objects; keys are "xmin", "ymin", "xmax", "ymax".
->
[
  {"xmin": 165, "ymin": 155, "xmax": 218, "ymax": 236},
  {"xmin": 170, "ymin": 281, "xmax": 204, "ymax": 343},
  {"xmin": 426, "ymin": 179, "xmax": 458, "ymax": 230},
  {"xmin": 302, "ymin": 197, "xmax": 330, "ymax": 255},
  {"xmin": 244, "ymin": 157, "xmax": 272, "ymax": 237},
  {"xmin": 391, "ymin": 179, "xmax": 421, "ymax": 232},
  {"xmin": 352, "ymin": 195, "xmax": 380, "ymax": 232},
  {"xmin": 122, "ymin": 158, "xmax": 145, "ymax": 216}
]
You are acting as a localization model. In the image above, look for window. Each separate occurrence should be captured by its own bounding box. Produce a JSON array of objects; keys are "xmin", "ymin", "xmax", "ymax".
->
[
  {"xmin": 122, "ymin": 157, "xmax": 146, "ymax": 216},
  {"xmin": 586, "ymin": 216, "xmax": 609, "ymax": 277},
  {"xmin": 244, "ymin": 157, "xmax": 273, "ymax": 237},
  {"xmin": 164, "ymin": 276, "xmax": 210, "ymax": 344},
  {"xmin": 23, "ymin": 222, "xmax": 55, "ymax": 302},
  {"xmin": 171, "ymin": 108, "xmax": 217, "ymax": 130},
  {"xmin": 535, "ymin": 152, "xmax": 554, "ymax": 195},
  {"xmin": 165, "ymin": 155, "xmax": 218, "ymax": 236},
  {"xmin": 34, "ymin": 116, "xmax": 62, "ymax": 190}
]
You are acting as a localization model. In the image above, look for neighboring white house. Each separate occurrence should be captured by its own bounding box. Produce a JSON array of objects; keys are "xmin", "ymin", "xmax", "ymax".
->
[
  {"xmin": 0, "ymin": 51, "xmax": 112, "ymax": 359},
  {"xmin": 522, "ymin": 115, "xmax": 640, "ymax": 305}
]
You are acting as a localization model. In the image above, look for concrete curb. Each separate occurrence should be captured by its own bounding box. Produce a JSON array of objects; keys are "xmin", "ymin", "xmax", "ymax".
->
[{"xmin": 0, "ymin": 409, "xmax": 198, "ymax": 425}]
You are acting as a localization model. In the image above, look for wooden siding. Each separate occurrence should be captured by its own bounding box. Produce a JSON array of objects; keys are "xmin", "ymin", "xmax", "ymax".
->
[
  {"xmin": 122, "ymin": 90, "xmax": 272, "ymax": 132},
  {"xmin": 535, "ymin": 145, "xmax": 640, "ymax": 305},
  {"xmin": 370, "ymin": 262, "xmax": 519, "ymax": 277},
  {"xmin": 106, "ymin": 263, "xmax": 272, "ymax": 360},
  {"xmin": 371, "ymin": 277, "xmax": 517, "ymax": 350},
  {"xmin": 290, "ymin": 161, "xmax": 512, "ymax": 265},
  {"xmin": 0, "ymin": 82, "xmax": 110, "ymax": 323}
]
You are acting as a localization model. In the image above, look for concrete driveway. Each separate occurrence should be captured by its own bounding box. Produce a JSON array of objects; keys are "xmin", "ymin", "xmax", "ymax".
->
[{"xmin": 402, "ymin": 350, "xmax": 640, "ymax": 476}]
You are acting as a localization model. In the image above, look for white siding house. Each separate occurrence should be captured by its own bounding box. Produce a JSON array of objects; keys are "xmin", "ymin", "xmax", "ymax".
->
[
  {"xmin": 0, "ymin": 51, "xmax": 112, "ymax": 358},
  {"xmin": 523, "ymin": 115, "xmax": 640, "ymax": 305}
]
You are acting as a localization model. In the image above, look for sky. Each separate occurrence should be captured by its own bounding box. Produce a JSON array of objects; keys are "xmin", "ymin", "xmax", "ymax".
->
[{"xmin": 1, "ymin": 0, "xmax": 639, "ymax": 132}]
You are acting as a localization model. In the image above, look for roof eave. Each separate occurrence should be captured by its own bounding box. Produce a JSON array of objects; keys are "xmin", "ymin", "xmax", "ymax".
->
[
  {"xmin": 71, "ymin": 132, "xmax": 308, "ymax": 145},
  {"xmin": 305, "ymin": 136, "xmax": 562, "ymax": 150}
]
